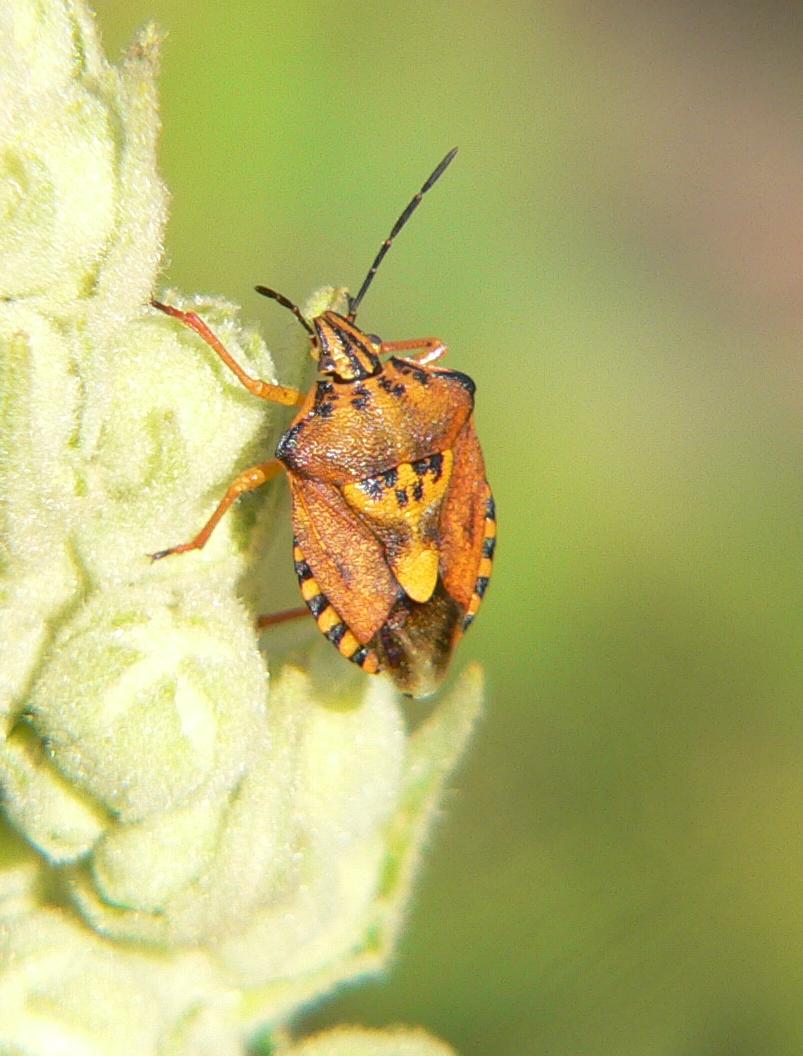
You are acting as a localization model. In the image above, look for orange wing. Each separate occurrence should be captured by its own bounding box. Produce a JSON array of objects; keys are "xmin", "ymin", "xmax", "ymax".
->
[
  {"xmin": 362, "ymin": 421, "xmax": 494, "ymax": 697},
  {"xmin": 438, "ymin": 420, "xmax": 495, "ymax": 629},
  {"xmin": 288, "ymin": 474, "xmax": 401, "ymax": 644},
  {"xmin": 289, "ymin": 421, "xmax": 494, "ymax": 697}
]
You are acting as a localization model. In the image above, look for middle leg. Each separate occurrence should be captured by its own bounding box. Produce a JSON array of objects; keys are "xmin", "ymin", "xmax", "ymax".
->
[{"xmin": 150, "ymin": 459, "xmax": 285, "ymax": 560}]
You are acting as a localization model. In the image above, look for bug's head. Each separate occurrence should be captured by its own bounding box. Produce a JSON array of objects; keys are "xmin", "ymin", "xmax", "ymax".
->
[
  {"xmin": 311, "ymin": 311, "xmax": 382, "ymax": 381},
  {"xmin": 254, "ymin": 288, "xmax": 381, "ymax": 383}
]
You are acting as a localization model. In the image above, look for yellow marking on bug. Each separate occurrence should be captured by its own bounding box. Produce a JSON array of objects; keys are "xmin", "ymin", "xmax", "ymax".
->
[
  {"xmin": 301, "ymin": 577, "xmax": 322, "ymax": 601},
  {"xmin": 478, "ymin": 556, "xmax": 493, "ymax": 579},
  {"xmin": 317, "ymin": 606, "xmax": 339, "ymax": 634},
  {"xmin": 485, "ymin": 518, "xmax": 496, "ymax": 538},
  {"xmin": 361, "ymin": 651, "xmax": 380, "ymax": 674},
  {"xmin": 338, "ymin": 629, "xmax": 361, "ymax": 657},
  {"xmin": 343, "ymin": 451, "xmax": 454, "ymax": 534},
  {"xmin": 394, "ymin": 542, "xmax": 439, "ymax": 603},
  {"xmin": 293, "ymin": 545, "xmax": 304, "ymax": 562},
  {"xmin": 467, "ymin": 594, "xmax": 482, "ymax": 616}
]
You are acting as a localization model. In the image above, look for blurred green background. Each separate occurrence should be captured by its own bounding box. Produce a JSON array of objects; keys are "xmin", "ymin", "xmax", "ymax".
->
[{"xmin": 95, "ymin": 2, "xmax": 802, "ymax": 1053}]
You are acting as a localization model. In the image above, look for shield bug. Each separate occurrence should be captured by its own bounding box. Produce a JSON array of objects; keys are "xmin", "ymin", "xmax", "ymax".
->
[{"xmin": 151, "ymin": 148, "xmax": 495, "ymax": 697}]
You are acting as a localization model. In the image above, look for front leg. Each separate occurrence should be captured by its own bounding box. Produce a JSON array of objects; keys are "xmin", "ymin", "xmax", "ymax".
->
[
  {"xmin": 380, "ymin": 336, "xmax": 447, "ymax": 365},
  {"xmin": 151, "ymin": 300, "xmax": 305, "ymax": 406}
]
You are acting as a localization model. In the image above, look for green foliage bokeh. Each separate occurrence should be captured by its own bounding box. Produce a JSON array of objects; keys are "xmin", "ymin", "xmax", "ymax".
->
[{"xmin": 94, "ymin": 3, "xmax": 803, "ymax": 1054}]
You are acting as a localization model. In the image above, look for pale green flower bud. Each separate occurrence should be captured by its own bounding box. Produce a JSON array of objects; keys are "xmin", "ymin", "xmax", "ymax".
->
[
  {"xmin": 277, "ymin": 1026, "xmax": 458, "ymax": 1056},
  {"xmin": 0, "ymin": 1, "xmax": 483, "ymax": 1053}
]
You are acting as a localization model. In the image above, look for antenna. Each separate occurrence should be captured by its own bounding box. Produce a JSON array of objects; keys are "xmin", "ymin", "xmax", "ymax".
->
[
  {"xmin": 254, "ymin": 285, "xmax": 314, "ymax": 335},
  {"xmin": 347, "ymin": 147, "xmax": 458, "ymax": 321}
]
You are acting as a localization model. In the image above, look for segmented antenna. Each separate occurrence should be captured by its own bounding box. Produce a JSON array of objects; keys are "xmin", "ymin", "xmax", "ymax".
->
[
  {"xmin": 254, "ymin": 285, "xmax": 314, "ymax": 335},
  {"xmin": 347, "ymin": 147, "xmax": 458, "ymax": 321}
]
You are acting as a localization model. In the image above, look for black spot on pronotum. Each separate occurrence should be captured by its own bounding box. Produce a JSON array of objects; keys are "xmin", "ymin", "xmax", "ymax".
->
[
  {"xmin": 276, "ymin": 421, "xmax": 305, "ymax": 460},
  {"xmin": 448, "ymin": 370, "xmax": 476, "ymax": 396},
  {"xmin": 314, "ymin": 380, "xmax": 334, "ymax": 405}
]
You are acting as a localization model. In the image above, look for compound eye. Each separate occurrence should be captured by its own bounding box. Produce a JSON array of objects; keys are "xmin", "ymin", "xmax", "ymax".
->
[{"xmin": 368, "ymin": 334, "xmax": 382, "ymax": 348}]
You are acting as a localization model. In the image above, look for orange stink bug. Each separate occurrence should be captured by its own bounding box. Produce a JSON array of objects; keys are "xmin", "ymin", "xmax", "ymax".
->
[{"xmin": 151, "ymin": 149, "xmax": 495, "ymax": 697}]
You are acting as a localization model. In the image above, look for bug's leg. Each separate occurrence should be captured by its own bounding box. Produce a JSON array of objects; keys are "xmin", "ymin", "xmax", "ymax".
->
[
  {"xmin": 380, "ymin": 337, "xmax": 448, "ymax": 365},
  {"xmin": 256, "ymin": 607, "xmax": 308, "ymax": 630},
  {"xmin": 151, "ymin": 300, "xmax": 305, "ymax": 406},
  {"xmin": 150, "ymin": 460, "xmax": 285, "ymax": 560}
]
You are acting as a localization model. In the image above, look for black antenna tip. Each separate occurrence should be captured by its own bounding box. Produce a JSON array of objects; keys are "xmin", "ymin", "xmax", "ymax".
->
[
  {"xmin": 347, "ymin": 148, "xmax": 460, "ymax": 320},
  {"xmin": 440, "ymin": 146, "xmax": 459, "ymax": 171},
  {"xmin": 425, "ymin": 147, "xmax": 459, "ymax": 188},
  {"xmin": 254, "ymin": 284, "xmax": 314, "ymax": 335}
]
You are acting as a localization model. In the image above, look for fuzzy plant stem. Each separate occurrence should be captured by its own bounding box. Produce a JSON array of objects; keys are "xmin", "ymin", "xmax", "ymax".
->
[{"xmin": 0, "ymin": 2, "xmax": 483, "ymax": 1055}]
